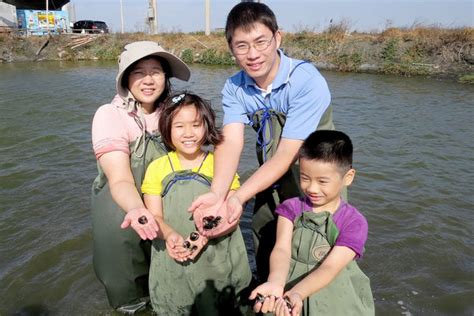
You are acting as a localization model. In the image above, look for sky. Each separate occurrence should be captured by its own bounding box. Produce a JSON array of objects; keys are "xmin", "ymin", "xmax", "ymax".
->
[{"xmin": 72, "ymin": 0, "xmax": 474, "ymax": 33}]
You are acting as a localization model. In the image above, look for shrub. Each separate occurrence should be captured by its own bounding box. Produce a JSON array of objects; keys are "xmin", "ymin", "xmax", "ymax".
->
[
  {"xmin": 181, "ymin": 48, "xmax": 194, "ymax": 64},
  {"xmin": 458, "ymin": 74, "xmax": 474, "ymax": 84},
  {"xmin": 334, "ymin": 52, "xmax": 362, "ymax": 71},
  {"xmin": 381, "ymin": 38, "xmax": 399, "ymax": 63},
  {"xmin": 199, "ymin": 48, "xmax": 233, "ymax": 65}
]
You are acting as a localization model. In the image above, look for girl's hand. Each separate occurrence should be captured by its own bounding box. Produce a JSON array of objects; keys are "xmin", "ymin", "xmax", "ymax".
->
[
  {"xmin": 275, "ymin": 292, "xmax": 302, "ymax": 316},
  {"xmin": 165, "ymin": 232, "xmax": 189, "ymax": 262},
  {"xmin": 120, "ymin": 207, "xmax": 159, "ymax": 240},
  {"xmin": 183, "ymin": 231, "xmax": 208, "ymax": 261},
  {"xmin": 249, "ymin": 282, "xmax": 284, "ymax": 314}
]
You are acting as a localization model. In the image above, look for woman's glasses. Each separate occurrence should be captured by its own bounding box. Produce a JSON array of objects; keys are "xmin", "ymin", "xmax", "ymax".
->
[{"xmin": 130, "ymin": 69, "xmax": 165, "ymax": 80}]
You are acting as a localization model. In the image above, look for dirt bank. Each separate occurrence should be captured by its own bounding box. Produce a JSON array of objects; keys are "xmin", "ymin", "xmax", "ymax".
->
[{"xmin": 1, "ymin": 26, "xmax": 473, "ymax": 82}]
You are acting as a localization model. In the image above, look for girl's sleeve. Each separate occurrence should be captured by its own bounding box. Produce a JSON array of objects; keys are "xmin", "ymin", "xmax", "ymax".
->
[
  {"xmin": 230, "ymin": 173, "xmax": 240, "ymax": 191},
  {"xmin": 92, "ymin": 105, "xmax": 130, "ymax": 159},
  {"xmin": 141, "ymin": 159, "xmax": 164, "ymax": 195}
]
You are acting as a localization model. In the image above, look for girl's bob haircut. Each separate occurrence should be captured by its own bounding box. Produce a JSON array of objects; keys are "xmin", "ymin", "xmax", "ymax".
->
[{"xmin": 159, "ymin": 92, "xmax": 223, "ymax": 151}]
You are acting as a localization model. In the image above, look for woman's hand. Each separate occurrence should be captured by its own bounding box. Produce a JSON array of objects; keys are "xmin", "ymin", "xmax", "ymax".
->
[
  {"xmin": 120, "ymin": 207, "xmax": 159, "ymax": 240},
  {"xmin": 249, "ymin": 281, "xmax": 284, "ymax": 314}
]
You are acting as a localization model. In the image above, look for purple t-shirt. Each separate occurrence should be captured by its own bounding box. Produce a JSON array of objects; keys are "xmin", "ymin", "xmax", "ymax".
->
[{"xmin": 275, "ymin": 197, "xmax": 368, "ymax": 258}]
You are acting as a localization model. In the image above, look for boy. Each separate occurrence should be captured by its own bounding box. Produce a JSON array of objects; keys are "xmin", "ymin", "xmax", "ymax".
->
[
  {"xmin": 190, "ymin": 2, "xmax": 335, "ymax": 280},
  {"xmin": 250, "ymin": 130, "xmax": 374, "ymax": 315}
]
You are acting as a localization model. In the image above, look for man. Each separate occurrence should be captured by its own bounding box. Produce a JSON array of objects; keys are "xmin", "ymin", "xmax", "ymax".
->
[{"xmin": 190, "ymin": 2, "xmax": 334, "ymax": 280}]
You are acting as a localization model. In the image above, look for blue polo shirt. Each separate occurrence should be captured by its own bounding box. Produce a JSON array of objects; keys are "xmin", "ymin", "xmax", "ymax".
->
[{"xmin": 222, "ymin": 50, "xmax": 331, "ymax": 140}]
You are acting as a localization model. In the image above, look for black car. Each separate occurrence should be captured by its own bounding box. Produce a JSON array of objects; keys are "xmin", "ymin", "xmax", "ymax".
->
[{"xmin": 72, "ymin": 20, "xmax": 109, "ymax": 34}]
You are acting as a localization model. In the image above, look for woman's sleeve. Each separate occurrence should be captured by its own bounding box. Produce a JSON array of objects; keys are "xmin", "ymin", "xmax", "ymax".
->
[{"xmin": 92, "ymin": 105, "xmax": 130, "ymax": 159}]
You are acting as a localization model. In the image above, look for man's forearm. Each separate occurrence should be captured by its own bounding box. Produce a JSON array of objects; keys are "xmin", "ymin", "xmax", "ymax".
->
[
  {"xmin": 211, "ymin": 124, "xmax": 244, "ymax": 200},
  {"xmin": 234, "ymin": 138, "xmax": 302, "ymax": 204}
]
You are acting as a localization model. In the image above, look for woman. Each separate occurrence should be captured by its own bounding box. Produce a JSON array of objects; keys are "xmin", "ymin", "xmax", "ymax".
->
[{"xmin": 91, "ymin": 41, "xmax": 190, "ymax": 312}]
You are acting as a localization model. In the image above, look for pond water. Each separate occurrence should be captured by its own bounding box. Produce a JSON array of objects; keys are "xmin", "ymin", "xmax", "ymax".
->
[{"xmin": 0, "ymin": 61, "xmax": 473, "ymax": 315}]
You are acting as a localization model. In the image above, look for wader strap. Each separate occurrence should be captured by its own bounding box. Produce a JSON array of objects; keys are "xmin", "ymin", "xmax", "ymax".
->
[
  {"xmin": 196, "ymin": 152, "xmax": 209, "ymax": 173},
  {"xmin": 249, "ymin": 108, "xmax": 277, "ymax": 162},
  {"xmin": 161, "ymin": 161, "xmax": 212, "ymax": 198},
  {"xmin": 166, "ymin": 154, "xmax": 175, "ymax": 173},
  {"xmin": 131, "ymin": 106, "xmax": 147, "ymax": 158}
]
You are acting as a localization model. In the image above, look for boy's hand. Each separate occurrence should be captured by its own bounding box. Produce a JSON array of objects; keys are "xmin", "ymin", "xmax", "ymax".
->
[
  {"xmin": 249, "ymin": 281, "xmax": 284, "ymax": 314},
  {"xmin": 275, "ymin": 292, "xmax": 302, "ymax": 316},
  {"xmin": 165, "ymin": 232, "xmax": 190, "ymax": 262},
  {"xmin": 120, "ymin": 207, "xmax": 159, "ymax": 240}
]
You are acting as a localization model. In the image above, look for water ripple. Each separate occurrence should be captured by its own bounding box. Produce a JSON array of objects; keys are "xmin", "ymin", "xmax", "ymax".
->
[{"xmin": 0, "ymin": 63, "xmax": 472, "ymax": 315}]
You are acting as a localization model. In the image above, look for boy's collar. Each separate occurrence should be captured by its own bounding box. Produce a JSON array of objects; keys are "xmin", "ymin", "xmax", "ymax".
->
[{"xmin": 303, "ymin": 196, "xmax": 347, "ymax": 215}]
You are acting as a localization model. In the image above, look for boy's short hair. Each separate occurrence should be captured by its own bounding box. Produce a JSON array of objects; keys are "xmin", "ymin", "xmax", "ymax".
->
[
  {"xmin": 159, "ymin": 92, "xmax": 223, "ymax": 151},
  {"xmin": 225, "ymin": 2, "xmax": 279, "ymax": 45},
  {"xmin": 299, "ymin": 130, "xmax": 353, "ymax": 173}
]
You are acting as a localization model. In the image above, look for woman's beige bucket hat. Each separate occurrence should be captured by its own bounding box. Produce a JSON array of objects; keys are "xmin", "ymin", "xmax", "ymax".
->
[{"xmin": 116, "ymin": 41, "xmax": 191, "ymax": 97}]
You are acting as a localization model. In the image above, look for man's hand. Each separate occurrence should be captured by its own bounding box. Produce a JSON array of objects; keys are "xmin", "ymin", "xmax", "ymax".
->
[
  {"xmin": 188, "ymin": 191, "xmax": 224, "ymax": 234},
  {"xmin": 120, "ymin": 207, "xmax": 159, "ymax": 240},
  {"xmin": 195, "ymin": 198, "xmax": 242, "ymax": 238},
  {"xmin": 226, "ymin": 194, "xmax": 244, "ymax": 224}
]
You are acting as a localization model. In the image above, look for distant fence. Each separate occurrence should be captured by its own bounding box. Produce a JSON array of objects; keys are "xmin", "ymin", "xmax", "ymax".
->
[
  {"xmin": 0, "ymin": 27, "xmax": 107, "ymax": 37},
  {"xmin": 0, "ymin": 27, "xmax": 66, "ymax": 36}
]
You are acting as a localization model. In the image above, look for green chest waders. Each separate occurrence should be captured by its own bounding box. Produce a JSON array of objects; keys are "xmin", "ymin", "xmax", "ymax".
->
[
  {"xmin": 248, "ymin": 91, "xmax": 335, "ymax": 281},
  {"xmin": 91, "ymin": 133, "xmax": 166, "ymax": 310},
  {"xmin": 286, "ymin": 210, "xmax": 374, "ymax": 315},
  {"xmin": 149, "ymin": 162, "xmax": 252, "ymax": 315}
]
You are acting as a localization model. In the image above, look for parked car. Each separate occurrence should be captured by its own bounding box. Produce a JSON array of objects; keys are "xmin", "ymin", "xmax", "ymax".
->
[{"xmin": 72, "ymin": 20, "xmax": 109, "ymax": 34}]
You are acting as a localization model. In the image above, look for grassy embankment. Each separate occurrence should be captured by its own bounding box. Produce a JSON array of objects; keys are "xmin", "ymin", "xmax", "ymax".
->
[{"xmin": 0, "ymin": 23, "xmax": 473, "ymax": 82}]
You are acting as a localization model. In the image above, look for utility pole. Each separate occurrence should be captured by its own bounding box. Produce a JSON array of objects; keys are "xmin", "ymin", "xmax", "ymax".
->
[
  {"xmin": 148, "ymin": 0, "xmax": 157, "ymax": 34},
  {"xmin": 45, "ymin": 0, "xmax": 49, "ymax": 34},
  {"xmin": 205, "ymin": 0, "xmax": 210, "ymax": 36},
  {"xmin": 120, "ymin": 0, "xmax": 124, "ymax": 33}
]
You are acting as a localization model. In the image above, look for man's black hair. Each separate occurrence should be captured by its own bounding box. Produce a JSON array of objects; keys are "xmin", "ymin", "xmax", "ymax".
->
[{"xmin": 225, "ymin": 2, "xmax": 278, "ymax": 45}]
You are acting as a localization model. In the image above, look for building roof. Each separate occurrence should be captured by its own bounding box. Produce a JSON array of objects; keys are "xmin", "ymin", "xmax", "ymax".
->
[{"xmin": 2, "ymin": 0, "xmax": 70, "ymax": 10}]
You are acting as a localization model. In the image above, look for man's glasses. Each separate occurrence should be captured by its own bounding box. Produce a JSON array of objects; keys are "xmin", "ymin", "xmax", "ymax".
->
[{"xmin": 232, "ymin": 35, "xmax": 275, "ymax": 55}]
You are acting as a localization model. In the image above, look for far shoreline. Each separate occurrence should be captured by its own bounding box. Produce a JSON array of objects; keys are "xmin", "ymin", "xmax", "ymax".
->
[{"xmin": 0, "ymin": 25, "xmax": 473, "ymax": 83}]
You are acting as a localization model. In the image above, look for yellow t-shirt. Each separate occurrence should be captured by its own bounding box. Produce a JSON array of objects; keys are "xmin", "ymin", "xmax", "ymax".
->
[{"xmin": 141, "ymin": 151, "xmax": 240, "ymax": 195}]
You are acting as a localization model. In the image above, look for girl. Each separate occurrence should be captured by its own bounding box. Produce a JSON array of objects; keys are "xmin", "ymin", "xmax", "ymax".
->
[
  {"xmin": 91, "ymin": 41, "xmax": 190, "ymax": 311},
  {"xmin": 141, "ymin": 92, "xmax": 252, "ymax": 315},
  {"xmin": 249, "ymin": 130, "xmax": 374, "ymax": 316}
]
